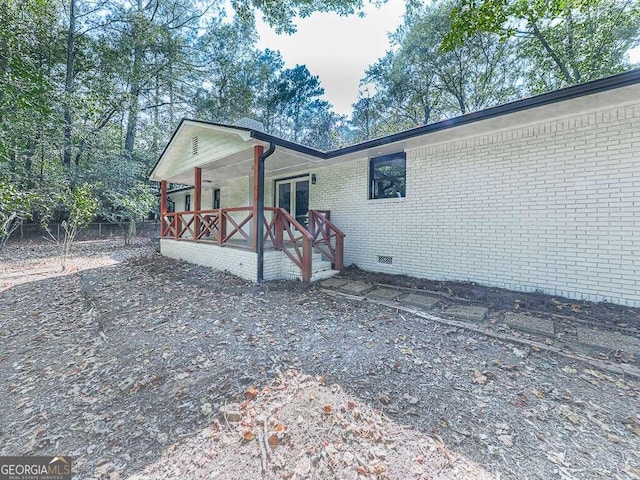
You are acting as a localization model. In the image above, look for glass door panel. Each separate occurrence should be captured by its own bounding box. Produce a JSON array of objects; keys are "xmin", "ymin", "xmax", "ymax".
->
[
  {"xmin": 295, "ymin": 180, "xmax": 309, "ymax": 227},
  {"xmin": 278, "ymin": 182, "xmax": 291, "ymax": 214},
  {"xmin": 275, "ymin": 176, "xmax": 309, "ymax": 228}
]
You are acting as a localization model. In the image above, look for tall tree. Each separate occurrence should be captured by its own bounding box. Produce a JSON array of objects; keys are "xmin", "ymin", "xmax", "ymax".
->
[
  {"xmin": 63, "ymin": 0, "xmax": 76, "ymax": 168},
  {"xmin": 444, "ymin": 0, "xmax": 640, "ymax": 90},
  {"xmin": 356, "ymin": 1, "xmax": 521, "ymax": 139}
]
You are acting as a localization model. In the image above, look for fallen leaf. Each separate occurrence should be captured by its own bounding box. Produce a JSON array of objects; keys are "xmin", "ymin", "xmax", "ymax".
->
[
  {"xmin": 372, "ymin": 464, "xmax": 386, "ymax": 475},
  {"xmin": 532, "ymin": 389, "xmax": 545, "ymax": 399},
  {"xmin": 607, "ymin": 434, "xmax": 621, "ymax": 444},
  {"xmin": 623, "ymin": 466, "xmax": 640, "ymax": 479},
  {"xmin": 591, "ymin": 417, "xmax": 611, "ymax": 432},
  {"xmin": 472, "ymin": 370, "xmax": 487, "ymax": 385},
  {"xmin": 356, "ymin": 466, "xmax": 367, "ymax": 475},
  {"xmin": 245, "ymin": 386, "xmax": 259, "ymax": 400},
  {"xmin": 323, "ymin": 404, "xmax": 333, "ymax": 415},
  {"xmin": 403, "ymin": 394, "xmax": 419, "ymax": 405},
  {"xmin": 268, "ymin": 434, "xmax": 279, "ymax": 449},
  {"xmin": 498, "ymin": 434, "xmax": 514, "ymax": 447},
  {"xmin": 622, "ymin": 417, "xmax": 640, "ymax": 436},
  {"xmin": 558, "ymin": 405, "xmax": 583, "ymax": 425},
  {"xmin": 546, "ymin": 451, "xmax": 566, "ymax": 466},
  {"xmin": 242, "ymin": 430, "xmax": 255, "ymax": 441}
]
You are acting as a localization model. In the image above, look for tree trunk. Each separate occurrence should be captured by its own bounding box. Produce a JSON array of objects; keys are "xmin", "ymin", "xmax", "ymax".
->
[
  {"xmin": 124, "ymin": 78, "xmax": 140, "ymax": 154},
  {"xmin": 531, "ymin": 22, "xmax": 575, "ymax": 84},
  {"xmin": 153, "ymin": 63, "xmax": 160, "ymax": 154},
  {"xmin": 124, "ymin": 0, "xmax": 143, "ymax": 155},
  {"xmin": 63, "ymin": 0, "xmax": 76, "ymax": 167}
]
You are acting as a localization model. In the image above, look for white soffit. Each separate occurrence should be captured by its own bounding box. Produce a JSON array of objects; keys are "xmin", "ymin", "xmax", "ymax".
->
[
  {"xmin": 152, "ymin": 120, "xmax": 327, "ymax": 186},
  {"xmin": 150, "ymin": 121, "xmax": 254, "ymax": 182}
]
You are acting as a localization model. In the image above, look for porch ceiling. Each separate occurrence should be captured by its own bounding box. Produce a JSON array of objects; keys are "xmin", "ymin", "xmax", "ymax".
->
[{"xmin": 150, "ymin": 120, "xmax": 326, "ymax": 187}]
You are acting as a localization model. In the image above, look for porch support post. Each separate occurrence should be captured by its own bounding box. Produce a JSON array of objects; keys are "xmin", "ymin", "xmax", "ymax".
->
[
  {"xmin": 252, "ymin": 145, "xmax": 264, "ymax": 253},
  {"xmin": 194, "ymin": 167, "xmax": 202, "ymax": 240},
  {"xmin": 160, "ymin": 180, "xmax": 167, "ymax": 238}
]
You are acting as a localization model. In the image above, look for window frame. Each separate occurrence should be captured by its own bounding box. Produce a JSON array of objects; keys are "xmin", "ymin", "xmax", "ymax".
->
[
  {"xmin": 368, "ymin": 152, "xmax": 406, "ymax": 200},
  {"xmin": 184, "ymin": 194, "xmax": 191, "ymax": 211}
]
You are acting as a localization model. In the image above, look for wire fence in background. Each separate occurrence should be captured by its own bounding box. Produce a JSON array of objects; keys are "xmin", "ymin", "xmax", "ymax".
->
[{"xmin": 10, "ymin": 220, "xmax": 161, "ymax": 242}]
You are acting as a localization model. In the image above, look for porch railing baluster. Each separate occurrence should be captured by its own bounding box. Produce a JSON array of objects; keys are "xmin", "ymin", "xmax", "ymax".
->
[{"xmin": 159, "ymin": 206, "xmax": 343, "ymax": 282}]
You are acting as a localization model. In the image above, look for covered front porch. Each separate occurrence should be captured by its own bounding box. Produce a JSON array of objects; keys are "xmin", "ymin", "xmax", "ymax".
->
[{"xmin": 152, "ymin": 120, "xmax": 344, "ymax": 283}]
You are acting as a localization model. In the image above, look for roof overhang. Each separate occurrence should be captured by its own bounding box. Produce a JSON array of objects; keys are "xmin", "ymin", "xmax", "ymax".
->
[{"xmin": 149, "ymin": 119, "xmax": 328, "ymax": 187}]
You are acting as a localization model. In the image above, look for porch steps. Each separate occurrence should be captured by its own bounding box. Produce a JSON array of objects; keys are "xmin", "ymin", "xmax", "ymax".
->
[{"xmin": 280, "ymin": 248, "xmax": 339, "ymax": 282}]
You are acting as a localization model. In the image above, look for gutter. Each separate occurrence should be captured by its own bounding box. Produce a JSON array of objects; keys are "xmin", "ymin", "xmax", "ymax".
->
[{"xmin": 257, "ymin": 142, "xmax": 276, "ymax": 283}]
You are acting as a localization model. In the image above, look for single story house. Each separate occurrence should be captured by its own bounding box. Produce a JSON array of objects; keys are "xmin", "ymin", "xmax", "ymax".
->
[{"xmin": 150, "ymin": 69, "xmax": 640, "ymax": 307}]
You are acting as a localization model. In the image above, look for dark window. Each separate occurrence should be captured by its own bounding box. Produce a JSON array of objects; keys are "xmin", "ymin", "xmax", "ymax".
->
[
  {"xmin": 167, "ymin": 199, "xmax": 175, "ymax": 213},
  {"xmin": 369, "ymin": 153, "xmax": 406, "ymax": 199},
  {"xmin": 185, "ymin": 194, "xmax": 191, "ymax": 211},
  {"xmin": 213, "ymin": 189, "xmax": 220, "ymax": 209}
]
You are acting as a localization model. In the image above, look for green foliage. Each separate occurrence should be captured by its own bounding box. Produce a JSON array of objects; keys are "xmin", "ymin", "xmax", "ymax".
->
[
  {"xmin": 444, "ymin": 0, "xmax": 640, "ymax": 88},
  {"xmin": 0, "ymin": 179, "xmax": 34, "ymax": 250},
  {"xmin": 353, "ymin": 0, "xmax": 639, "ymax": 139},
  {"xmin": 1, "ymin": 0, "xmax": 362, "ymax": 245},
  {"xmin": 353, "ymin": 1, "xmax": 521, "ymax": 140},
  {"xmin": 61, "ymin": 184, "xmax": 98, "ymax": 231},
  {"xmin": 57, "ymin": 184, "xmax": 98, "ymax": 270},
  {"xmin": 101, "ymin": 184, "xmax": 156, "ymax": 244},
  {"xmin": 232, "ymin": 0, "xmax": 368, "ymax": 34}
]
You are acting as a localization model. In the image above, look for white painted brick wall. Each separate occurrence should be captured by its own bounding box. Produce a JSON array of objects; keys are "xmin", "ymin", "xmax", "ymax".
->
[
  {"xmin": 167, "ymin": 188, "xmax": 214, "ymax": 211},
  {"xmin": 222, "ymin": 177, "xmax": 251, "ymax": 208},
  {"xmin": 309, "ymin": 101, "xmax": 640, "ymax": 307},
  {"xmin": 161, "ymin": 239, "xmax": 283, "ymax": 282},
  {"xmin": 161, "ymin": 239, "xmax": 256, "ymax": 281}
]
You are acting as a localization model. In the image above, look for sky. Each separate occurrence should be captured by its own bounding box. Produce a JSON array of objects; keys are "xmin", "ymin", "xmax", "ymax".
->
[
  {"xmin": 255, "ymin": 0, "xmax": 407, "ymax": 116},
  {"xmin": 256, "ymin": 1, "xmax": 640, "ymax": 118}
]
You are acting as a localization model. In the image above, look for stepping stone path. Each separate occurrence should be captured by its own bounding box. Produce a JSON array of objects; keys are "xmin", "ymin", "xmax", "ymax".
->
[
  {"xmin": 368, "ymin": 288, "xmax": 400, "ymax": 301},
  {"xmin": 504, "ymin": 312, "xmax": 555, "ymax": 337},
  {"xmin": 319, "ymin": 278, "xmax": 640, "ymax": 363},
  {"xmin": 338, "ymin": 281, "xmax": 373, "ymax": 295},
  {"xmin": 577, "ymin": 327, "xmax": 640, "ymax": 355},
  {"xmin": 445, "ymin": 305, "xmax": 488, "ymax": 322},
  {"xmin": 319, "ymin": 278, "xmax": 349, "ymax": 289},
  {"xmin": 401, "ymin": 293, "xmax": 440, "ymax": 310}
]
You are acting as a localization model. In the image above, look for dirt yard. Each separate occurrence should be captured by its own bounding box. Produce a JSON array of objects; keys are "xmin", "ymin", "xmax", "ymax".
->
[{"xmin": 1, "ymin": 239, "xmax": 639, "ymax": 479}]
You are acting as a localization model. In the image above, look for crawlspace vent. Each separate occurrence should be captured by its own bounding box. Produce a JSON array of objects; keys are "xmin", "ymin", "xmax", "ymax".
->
[
  {"xmin": 192, "ymin": 136, "xmax": 199, "ymax": 155},
  {"xmin": 378, "ymin": 255, "xmax": 393, "ymax": 265}
]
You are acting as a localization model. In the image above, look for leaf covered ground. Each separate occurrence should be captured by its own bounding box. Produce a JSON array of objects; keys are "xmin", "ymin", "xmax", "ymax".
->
[{"xmin": 0, "ymin": 239, "xmax": 639, "ymax": 479}]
